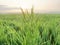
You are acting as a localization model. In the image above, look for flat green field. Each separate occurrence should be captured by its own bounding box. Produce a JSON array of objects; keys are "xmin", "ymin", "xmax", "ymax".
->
[{"xmin": 0, "ymin": 14, "xmax": 60, "ymax": 45}]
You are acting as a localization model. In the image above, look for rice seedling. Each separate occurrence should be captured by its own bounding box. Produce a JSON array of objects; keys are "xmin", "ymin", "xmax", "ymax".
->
[{"xmin": 0, "ymin": 8, "xmax": 60, "ymax": 45}]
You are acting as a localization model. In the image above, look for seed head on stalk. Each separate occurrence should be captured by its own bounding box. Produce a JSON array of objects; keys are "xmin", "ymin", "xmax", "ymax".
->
[
  {"xmin": 31, "ymin": 5, "xmax": 34, "ymax": 15},
  {"xmin": 20, "ymin": 7, "xmax": 25, "ymax": 18}
]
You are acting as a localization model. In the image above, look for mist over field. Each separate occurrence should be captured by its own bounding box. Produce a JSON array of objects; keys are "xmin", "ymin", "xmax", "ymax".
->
[
  {"xmin": 0, "ymin": 5, "xmax": 60, "ymax": 14},
  {"xmin": 0, "ymin": 0, "xmax": 60, "ymax": 14}
]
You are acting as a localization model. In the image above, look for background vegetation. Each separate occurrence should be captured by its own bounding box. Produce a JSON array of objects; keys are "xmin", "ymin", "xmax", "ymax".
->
[{"xmin": 0, "ymin": 13, "xmax": 60, "ymax": 45}]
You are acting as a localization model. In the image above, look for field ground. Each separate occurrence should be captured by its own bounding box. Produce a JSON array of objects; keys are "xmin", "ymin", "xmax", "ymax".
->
[{"xmin": 0, "ymin": 14, "xmax": 60, "ymax": 45}]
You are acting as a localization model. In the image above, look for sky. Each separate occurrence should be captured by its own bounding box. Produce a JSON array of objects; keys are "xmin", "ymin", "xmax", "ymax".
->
[{"xmin": 0, "ymin": 0, "xmax": 60, "ymax": 13}]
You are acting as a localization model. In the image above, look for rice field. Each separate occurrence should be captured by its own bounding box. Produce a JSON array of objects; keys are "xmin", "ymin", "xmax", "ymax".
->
[{"xmin": 0, "ymin": 14, "xmax": 60, "ymax": 45}]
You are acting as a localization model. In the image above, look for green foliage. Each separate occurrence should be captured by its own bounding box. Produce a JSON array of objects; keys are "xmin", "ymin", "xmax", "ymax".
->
[{"xmin": 0, "ymin": 14, "xmax": 60, "ymax": 45}]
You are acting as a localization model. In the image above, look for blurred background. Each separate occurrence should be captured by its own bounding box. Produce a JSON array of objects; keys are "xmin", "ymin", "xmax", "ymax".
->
[{"xmin": 0, "ymin": 0, "xmax": 60, "ymax": 14}]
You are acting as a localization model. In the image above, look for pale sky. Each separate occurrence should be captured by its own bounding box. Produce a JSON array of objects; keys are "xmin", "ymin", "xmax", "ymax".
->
[{"xmin": 0, "ymin": 0, "xmax": 60, "ymax": 13}]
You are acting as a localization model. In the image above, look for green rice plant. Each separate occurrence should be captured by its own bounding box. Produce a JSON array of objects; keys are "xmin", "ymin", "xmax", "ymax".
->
[{"xmin": 0, "ymin": 12, "xmax": 60, "ymax": 45}]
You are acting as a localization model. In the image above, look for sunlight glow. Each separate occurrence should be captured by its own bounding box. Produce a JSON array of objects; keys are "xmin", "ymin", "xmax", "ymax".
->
[
  {"xmin": 0, "ymin": 0, "xmax": 60, "ymax": 13},
  {"xmin": 18, "ymin": 0, "xmax": 33, "ymax": 9}
]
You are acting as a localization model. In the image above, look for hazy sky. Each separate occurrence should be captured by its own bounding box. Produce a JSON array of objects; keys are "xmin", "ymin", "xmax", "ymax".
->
[{"xmin": 0, "ymin": 0, "xmax": 60, "ymax": 13}]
